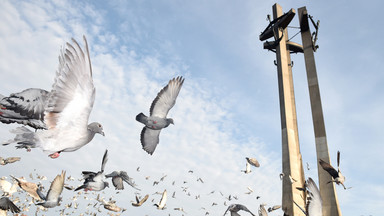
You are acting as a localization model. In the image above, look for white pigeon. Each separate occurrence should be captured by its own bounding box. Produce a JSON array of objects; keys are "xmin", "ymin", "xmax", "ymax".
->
[
  {"xmin": 2, "ymin": 36, "xmax": 104, "ymax": 158},
  {"xmin": 295, "ymin": 177, "xmax": 322, "ymax": 216},
  {"xmin": 36, "ymin": 171, "xmax": 66, "ymax": 208},
  {"xmin": 75, "ymin": 149, "xmax": 109, "ymax": 192},
  {"xmin": 154, "ymin": 189, "xmax": 167, "ymax": 210},
  {"xmin": 0, "ymin": 88, "xmax": 49, "ymax": 129},
  {"xmin": 136, "ymin": 76, "xmax": 184, "ymax": 155}
]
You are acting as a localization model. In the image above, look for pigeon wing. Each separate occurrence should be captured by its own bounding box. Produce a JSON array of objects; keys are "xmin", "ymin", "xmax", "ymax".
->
[
  {"xmin": 319, "ymin": 159, "xmax": 338, "ymax": 179},
  {"xmin": 140, "ymin": 127, "xmax": 161, "ymax": 155},
  {"xmin": 45, "ymin": 171, "xmax": 65, "ymax": 202},
  {"xmin": 157, "ymin": 190, "xmax": 167, "ymax": 209},
  {"xmin": 44, "ymin": 36, "xmax": 95, "ymax": 132},
  {"xmin": 121, "ymin": 171, "xmax": 140, "ymax": 190},
  {"xmin": 0, "ymin": 88, "xmax": 49, "ymax": 129},
  {"xmin": 149, "ymin": 76, "xmax": 184, "ymax": 118},
  {"xmin": 138, "ymin": 194, "xmax": 149, "ymax": 206},
  {"xmin": 0, "ymin": 197, "xmax": 20, "ymax": 213},
  {"xmin": 306, "ymin": 177, "xmax": 323, "ymax": 216},
  {"xmin": 246, "ymin": 157, "xmax": 260, "ymax": 167},
  {"xmin": 100, "ymin": 149, "xmax": 108, "ymax": 173}
]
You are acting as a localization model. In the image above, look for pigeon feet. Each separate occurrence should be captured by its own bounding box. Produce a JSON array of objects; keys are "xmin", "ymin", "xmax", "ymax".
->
[{"xmin": 49, "ymin": 152, "xmax": 60, "ymax": 159}]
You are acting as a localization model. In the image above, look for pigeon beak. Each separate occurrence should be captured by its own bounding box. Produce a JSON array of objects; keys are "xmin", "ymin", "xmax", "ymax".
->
[{"xmin": 100, "ymin": 131, "xmax": 105, "ymax": 136}]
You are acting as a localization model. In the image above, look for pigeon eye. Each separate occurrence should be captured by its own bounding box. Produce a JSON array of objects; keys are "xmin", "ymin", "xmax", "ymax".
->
[{"xmin": 98, "ymin": 124, "xmax": 101, "ymax": 128}]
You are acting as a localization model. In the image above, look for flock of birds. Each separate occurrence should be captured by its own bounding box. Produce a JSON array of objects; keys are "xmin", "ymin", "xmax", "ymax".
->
[{"xmin": 0, "ymin": 36, "xmax": 348, "ymax": 215}]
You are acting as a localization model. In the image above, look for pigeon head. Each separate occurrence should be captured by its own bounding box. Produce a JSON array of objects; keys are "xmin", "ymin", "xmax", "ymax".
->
[
  {"xmin": 88, "ymin": 122, "xmax": 105, "ymax": 136},
  {"xmin": 167, "ymin": 118, "xmax": 174, "ymax": 125}
]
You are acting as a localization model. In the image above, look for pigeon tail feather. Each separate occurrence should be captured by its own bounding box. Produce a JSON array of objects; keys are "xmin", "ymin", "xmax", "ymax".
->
[
  {"xmin": 2, "ymin": 126, "xmax": 39, "ymax": 148},
  {"xmin": 135, "ymin": 113, "xmax": 147, "ymax": 124}
]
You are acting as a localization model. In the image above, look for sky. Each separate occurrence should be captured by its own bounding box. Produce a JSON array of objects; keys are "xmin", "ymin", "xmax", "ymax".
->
[{"xmin": 0, "ymin": 0, "xmax": 383, "ymax": 215}]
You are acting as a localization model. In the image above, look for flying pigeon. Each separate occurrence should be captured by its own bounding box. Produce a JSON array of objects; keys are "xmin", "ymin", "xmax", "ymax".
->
[
  {"xmin": 136, "ymin": 76, "xmax": 184, "ymax": 155},
  {"xmin": 0, "ymin": 88, "xmax": 49, "ymax": 130},
  {"xmin": 0, "ymin": 197, "xmax": 20, "ymax": 213},
  {"xmin": 319, "ymin": 151, "xmax": 346, "ymax": 189},
  {"xmin": 0, "ymin": 157, "xmax": 20, "ymax": 166},
  {"xmin": 2, "ymin": 36, "xmax": 104, "ymax": 159},
  {"xmin": 241, "ymin": 161, "xmax": 251, "ymax": 174},
  {"xmin": 10, "ymin": 175, "xmax": 41, "ymax": 200},
  {"xmin": 295, "ymin": 177, "xmax": 322, "ymax": 216},
  {"xmin": 223, "ymin": 204, "xmax": 256, "ymax": 216},
  {"xmin": 132, "ymin": 194, "xmax": 149, "ymax": 207},
  {"xmin": 105, "ymin": 171, "xmax": 140, "ymax": 191},
  {"xmin": 267, "ymin": 205, "xmax": 281, "ymax": 212},
  {"xmin": 246, "ymin": 157, "xmax": 260, "ymax": 167},
  {"xmin": 154, "ymin": 189, "xmax": 167, "ymax": 210},
  {"xmin": 36, "ymin": 171, "xmax": 66, "ymax": 208},
  {"xmin": 75, "ymin": 149, "xmax": 109, "ymax": 192},
  {"xmin": 100, "ymin": 198, "xmax": 123, "ymax": 212},
  {"xmin": 258, "ymin": 204, "xmax": 268, "ymax": 216}
]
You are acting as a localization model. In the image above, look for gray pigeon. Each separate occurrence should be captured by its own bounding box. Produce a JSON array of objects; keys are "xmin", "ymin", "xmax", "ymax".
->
[
  {"xmin": 75, "ymin": 149, "xmax": 109, "ymax": 192},
  {"xmin": 0, "ymin": 88, "xmax": 49, "ymax": 129},
  {"xmin": 36, "ymin": 171, "xmax": 66, "ymax": 208},
  {"xmin": 0, "ymin": 196, "xmax": 20, "ymax": 213},
  {"xmin": 223, "ymin": 204, "xmax": 256, "ymax": 216},
  {"xmin": 136, "ymin": 76, "xmax": 184, "ymax": 155},
  {"xmin": 2, "ymin": 36, "xmax": 104, "ymax": 159},
  {"xmin": 105, "ymin": 171, "xmax": 140, "ymax": 191}
]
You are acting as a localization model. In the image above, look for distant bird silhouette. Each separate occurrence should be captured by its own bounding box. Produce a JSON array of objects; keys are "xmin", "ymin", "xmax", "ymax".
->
[
  {"xmin": 0, "ymin": 157, "xmax": 20, "ymax": 166},
  {"xmin": 131, "ymin": 194, "xmax": 149, "ymax": 207},
  {"xmin": 154, "ymin": 189, "xmax": 167, "ymax": 210},
  {"xmin": 241, "ymin": 161, "xmax": 251, "ymax": 174},
  {"xmin": 319, "ymin": 151, "xmax": 346, "ymax": 189},
  {"xmin": 136, "ymin": 76, "xmax": 184, "ymax": 155}
]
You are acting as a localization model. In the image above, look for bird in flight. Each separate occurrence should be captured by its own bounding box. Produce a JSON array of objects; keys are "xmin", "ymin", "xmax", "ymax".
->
[
  {"xmin": 136, "ymin": 76, "xmax": 184, "ymax": 155},
  {"xmin": 319, "ymin": 151, "xmax": 347, "ymax": 189},
  {"xmin": 2, "ymin": 36, "xmax": 104, "ymax": 159}
]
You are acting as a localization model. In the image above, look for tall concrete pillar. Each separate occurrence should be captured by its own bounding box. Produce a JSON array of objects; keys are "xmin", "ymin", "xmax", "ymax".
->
[
  {"xmin": 271, "ymin": 4, "xmax": 306, "ymax": 216},
  {"xmin": 298, "ymin": 6, "xmax": 342, "ymax": 216}
]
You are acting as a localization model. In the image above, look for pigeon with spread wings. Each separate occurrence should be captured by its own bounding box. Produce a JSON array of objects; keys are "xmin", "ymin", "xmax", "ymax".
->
[
  {"xmin": 319, "ymin": 151, "xmax": 346, "ymax": 189},
  {"xmin": 36, "ymin": 171, "xmax": 66, "ymax": 208},
  {"xmin": 2, "ymin": 36, "xmax": 104, "ymax": 158},
  {"xmin": 136, "ymin": 76, "xmax": 184, "ymax": 155}
]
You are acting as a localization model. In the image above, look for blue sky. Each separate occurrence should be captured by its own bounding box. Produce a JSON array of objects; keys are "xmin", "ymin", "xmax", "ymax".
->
[{"xmin": 0, "ymin": 0, "xmax": 383, "ymax": 215}]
